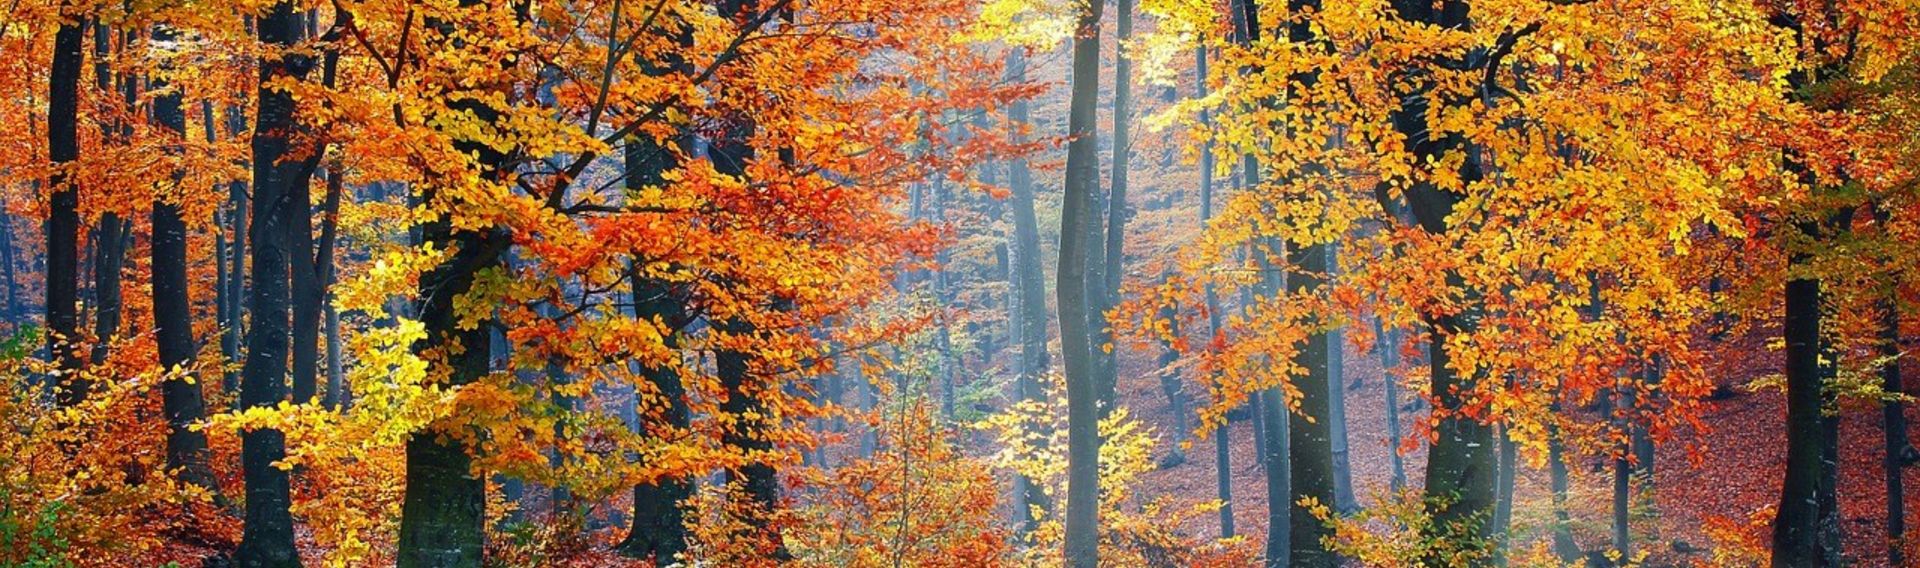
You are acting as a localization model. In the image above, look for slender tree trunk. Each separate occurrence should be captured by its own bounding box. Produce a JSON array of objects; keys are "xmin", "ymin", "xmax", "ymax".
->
[
  {"xmin": 236, "ymin": 3, "xmax": 315, "ymax": 565},
  {"xmin": 1329, "ymin": 250, "xmax": 1354, "ymax": 514},
  {"xmin": 1379, "ymin": 321, "xmax": 1406, "ymax": 491},
  {"xmin": 1548, "ymin": 407, "xmax": 1581, "ymax": 561},
  {"xmin": 1155, "ymin": 286, "xmax": 1189, "ymax": 468},
  {"xmin": 1004, "ymin": 48, "xmax": 1054, "ymax": 528},
  {"xmin": 205, "ymin": 101, "xmax": 246, "ymax": 400},
  {"xmin": 87, "ymin": 21, "xmax": 127, "ymax": 370},
  {"xmin": 1613, "ymin": 373, "xmax": 1634, "ymax": 565},
  {"xmin": 934, "ymin": 170, "xmax": 958, "ymax": 421},
  {"xmin": 1494, "ymin": 424, "xmax": 1517, "ymax": 559},
  {"xmin": 1057, "ymin": 1, "xmax": 1105, "ymax": 563},
  {"xmin": 1091, "ymin": 0, "xmax": 1134, "ymax": 419},
  {"xmin": 45, "ymin": 3, "xmax": 85, "ymax": 403},
  {"xmin": 1196, "ymin": 44, "xmax": 1234, "ymax": 540},
  {"xmin": 324, "ymin": 303, "xmax": 344, "ymax": 408},
  {"xmin": 151, "ymin": 25, "xmax": 218, "ymax": 493},
  {"xmin": 0, "ymin": 193, "xmax": 17, "ymax": 322},
  {"xmin": 1883, "ymin": 294, "xmax": 1911, "ymax": 567}
]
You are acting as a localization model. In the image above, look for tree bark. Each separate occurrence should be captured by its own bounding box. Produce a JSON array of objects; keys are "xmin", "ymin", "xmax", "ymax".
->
[
  {"xmin": 1058, "ymin": 0, "xmax": 1105, "ymax": 563},
  {"xmin": 151, "ymin": 25, "xmax": 218, "ymax": 493},
  {"xmin": 236, "ymin": 3, "xmax": 316, "ymax": 565},
  {"xmin": 1329, "ymin": 250, "xmax": 1354, "ymax": 514},
  {"xmin": 617, "ymin": 104, "xmax": 696, "ymax": 560},
  {"xmin": 1771, "ymin": 235, "xmax": 1838, "ymax": 567},
  {"xmin": 1005, "ymin": 48, "xmax": 1054, "ymax": 532},
  {"xmin": 1882, "ymin": 294, "xmax": 1911, "ymax": 567},
  {"xmin": 0, "ymin": 193, "xmax": 17, "ymax": 321},
  {"xmin": 45, "ymin": 2, "xmax": 85, "ymax": 403},
  {"xmin": 1091, "ymin": 0, "xmax": 1134, "ymax": 419},
  {"xmin": 87, "ymin": 21, "xmax": 127, "ymax": 371},
  {"xmin": 1196, "ymin": 44, "xmax": 1234, "ymax": 540},
  {"xmin": 1377, "ymin": 0, "xmax": 1499, "ymax": 552},
  {"xmin": 1155, "ymin": 282, "xmax": 1189, "ymax": 468},
  {"xmin": 396, "ymin": 3, "xmax": 515, "ymax": 565},
  {"xmin": 1378, "ymin": 321, "xmax": 1406, "ymax": 491},
  {"xmin": 1547, "ymin": 406, "xmax": 1581, "ymax": 561}
]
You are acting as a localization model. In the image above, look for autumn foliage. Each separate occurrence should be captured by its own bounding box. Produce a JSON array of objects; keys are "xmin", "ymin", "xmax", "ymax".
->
[{"xmin": 4, "ymin": 0, "xmax": 1920, "ymax": 566}]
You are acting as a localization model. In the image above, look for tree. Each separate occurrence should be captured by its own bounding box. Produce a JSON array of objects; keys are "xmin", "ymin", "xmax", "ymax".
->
[
  {"xmin": 150, "ymin": 23, "xmax": 218, "ymax": 493},
  {"xmin": 236, "ymin": 2, "xmax": 319, "ymax": 565},
  {"xmin": 1003, "ymin": 47, "xmax": 1054, "ymax": 532},
  {"xmin": 1056, "ymin": 0, "xmax": 1105, "ymax": 563},
  {"xmin": 395, "ymin": 0, "xmax": 518, "ymax": 562},
  {"xmin": 44, "ymin": 0, "xmax": 85, "ymax": 404}
]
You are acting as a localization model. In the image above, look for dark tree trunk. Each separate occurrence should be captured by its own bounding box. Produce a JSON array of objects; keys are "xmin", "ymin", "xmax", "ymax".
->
[
  {"xmin": 1772, "ymin": 229, "xmax": 1839, "ymax": 567},
  {"xmin": 45, "ymin": 4, "xmax": 85, "ymax": 403},
  {"xmin": 289, "ymin": 166, "xmax": 318, "ymax": 404},
  {"xmin": 705, "ymin": 68, "xmax": 787, "ymax": 548},
  {"xmin": 1421, "ymin": 313, "xmax": 1497, "ymax": 552},
  {"xmin": 1375, "ymin": 0, "xmax": 1499, "ymax": 552},
  {"xmin": 617, "ymin": 120, "xmax": 696, "ymax": 561},
  {"xmin": 151, "ymin": 25, "xmax": 218, "ymax": 493},
  {"xmin": 395, "ymin": 3, "xmax": 514, "ymax": 565},
  {"xmin": 1548, "ymin": 406, "xmax": 1581, "ymax": 561},
  {"xmin": 87, "ymin": 21, "xmax": 127, "ymax": 370},
  {"xmin": 1493, "ymin": 424, "xmax": 1517, "ymax": 559},
  {"xmin": 1281, "ymin": 0, "xmax": 1335, "ymax": 560},
  {"xmin": 1057, "ymin": 0, "xmax": 1105, "ymax": 563},
  {"xmin": 236, "ymin": 3, "xmax": 316, "ymax": 566},
  {"xmin": 1882, "ymin": 295, "xmax": 1911, "ymax": 567},
  {"xmin": 312, "ymin": 162, "xmax": 343, "ymax": 406},
  {"xmin": 204, "ymin": 100, "xmax": 246, "ymax": 400},
  {"xmin": 0, "ymin": 193, "xmax": 17, "ymax": 321}
]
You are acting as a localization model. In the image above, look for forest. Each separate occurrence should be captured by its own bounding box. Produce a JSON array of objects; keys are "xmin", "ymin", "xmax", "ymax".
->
[{"xmin": 1, "ymin": 0, "xmax": 1918, "ymax": 566}]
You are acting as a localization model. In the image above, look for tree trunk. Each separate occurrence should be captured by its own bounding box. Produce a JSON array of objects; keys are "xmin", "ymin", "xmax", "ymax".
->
[
  {"xmin": 1548, "ymin": 408, "xmax": 1582, "ymax": 561},
  {"xmin": 1005, "ymin": 48, "xmax": 1053, "ymax": 530},
  {"xmin": 87, "ymin": 21, "xmax": 127, "ymax": 370},
  {"xmin": 1091, "ymin": 0, "xmax": 1133, "ymax": 420},
  {"xmin": 1378, "ymin": 321, "xmax": 1406, "ymax": 491},
  {"xmin": 236, "ymin": 3, "xmax": 315, "ymax": 565},
  {"xmin": 1058, "ymin": 0, "xmax": 1105, "ymax": 563},
  {"xmin": 1377, "ymin": 0, "xmax": 1499, "ymax": 551},
  {"xmin": 934, "ymin": 170, "xmax": 958, "ymax": 421},
  {"xmin": 45, "ymin": 3, "xmax": 84, "ymax": 403},
  {"xmin": 0, "ymin": 193, "xmax": 17, "ymax": 322},
  {"xmin": 1197, "ymin": 44, "xmax": 1234, "ymax": 540},
  {"xmin": 396, "ymin": 3, "xmax": 515, "ymax": 564},
  {"xmin": 1329, "ymin": 252, "xmax": 1354, "ymax": 514},
  {"xmin": 1771, "ymin": 237, "xmax": 1838, "ymax": 567},
  {"xmin": 1494, "ymin": 424, "xmax": 1517, "ymax": 560},
  {"xmin": 1883, "ymin": 294, "xmax": 1911, "ymax": 567},
  {"xmin": 1155, "ymin": 283, "xmax": 1189, "ymax": 468},
  {"xmin": 204, "ymin": 100, "xmax": 246, "ymax": 400},
  {"xmin": 618, "ymin": 117, "xmax": 696, "ymax": 561},
  {"xmin": 1421, "ymin": 313, "xmax": 1497, "ymax": 552},
  {"xmin": 324, "ymin": 303, "xmax": 345, "ymax": 409},
  {"xmin": 150, "ymin": 25, "xmax": 218, "ymax": 493}
]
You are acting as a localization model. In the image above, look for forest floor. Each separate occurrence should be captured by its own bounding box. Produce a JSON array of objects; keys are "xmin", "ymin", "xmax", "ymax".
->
[{"xmin": 1122, "ymin": 328, "xmax": 1920, "ymax": 567}]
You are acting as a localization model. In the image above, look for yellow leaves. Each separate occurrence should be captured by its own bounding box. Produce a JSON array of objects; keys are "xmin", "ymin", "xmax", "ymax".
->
[
  {"xmin": 335, "ymin": 246, "xmax": 443, "ymax": 317},
  {"xmin": 970, "ymin": 0, "xmax": 1074, "ymax": 48}
]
